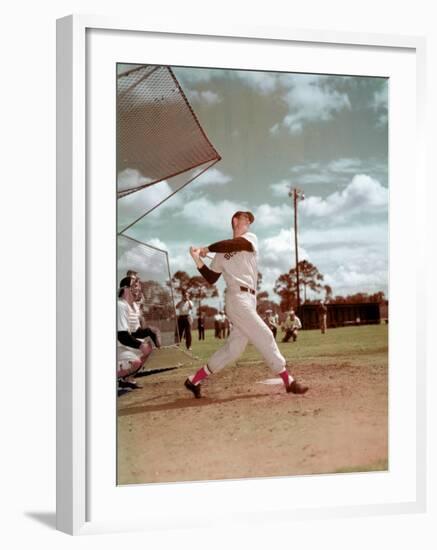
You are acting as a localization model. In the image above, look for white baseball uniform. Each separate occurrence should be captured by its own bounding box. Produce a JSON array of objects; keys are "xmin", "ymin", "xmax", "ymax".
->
[
  {"xmin": 207, "ymin": 232, "xmax": 287, "ymax": 375},
  {"xmin": 117, "ymin": 298, "xmax": 142, "ymax": 363}
]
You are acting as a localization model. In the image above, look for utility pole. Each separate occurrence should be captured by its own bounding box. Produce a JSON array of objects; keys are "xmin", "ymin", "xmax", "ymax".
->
[{"xmin": 289, "ymin": 187, "xmax": 305, "ymax": 310}]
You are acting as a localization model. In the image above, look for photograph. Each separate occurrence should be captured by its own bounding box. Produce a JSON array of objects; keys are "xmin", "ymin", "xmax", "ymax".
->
[{"xmin": 115, "ymin": 63, "xmax": 389, "ymax": 485}]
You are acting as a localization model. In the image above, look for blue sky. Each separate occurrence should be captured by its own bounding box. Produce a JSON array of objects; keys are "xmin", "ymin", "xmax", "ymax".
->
[{"xmin": 118, "ymin": 66, "xmax": 388, "ymax": 305}]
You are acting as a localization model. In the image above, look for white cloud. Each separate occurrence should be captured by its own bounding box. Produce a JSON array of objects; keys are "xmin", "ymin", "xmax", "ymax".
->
[
  {"xmin": 233, "ymin": 70, "xmax": 278, "ymax": 94},
  {"xmin": 193, "ymin": 167, "xmax": 232, "ymax": 187},
  {"xmin": 253, "ymin": 225, "xmax": 387, "ymax": 299},
  {"xmin": 293, "ymin": 173, "xmax": 334, "ymax": 185},
  {"xmin": 117, "ymin": 163, "xmax": 229, "ymax": 230},
  {"xmin": 176, "ymin": 67, "xmax": 278, "ymax": 95},
  {"xmin": 280, "ymin": 81, "xmax": 351, "ymax": 134},
  {"xmin": 373, "ymin": 86, "xmax": 388, "ymax": 111},
  {"xmin": 300, "ymin": 174, "xmax": 388, "ymax": 219},
  {"xmin": 327, "ymin": 158, "xmax": 363, "ymax": 173},
  {"xmin": 176, "ymin": 197, "xmax": 243, "ymax": 227},
  {"xmin": 268, "ymin": 75, "xmax": 352, "ymax": 135},
  {"xmin": 117, "ymin": 171, "xmax": 184, "ymax": 231},
  {"xmin": 376, "ymin": 113, "xmax": 388, "ymax": 128},
  {"xmin": 269, "ymin": 122, "xmax": 280, "ymax": 135},
  {"xmin": 260, "ymin": 229, "xmax": 309, "ymax": 267},
  {"xmin": 301, "ymin": 222, "xmax": 388, "ymax": 248},
  {"xmin": 250, "ymin": 223, "xmax": 388, "ymax": 299},
  {"xmin": 372, "ymin": 84, "xmax": 388, "ymax": 128},
  {"xmin": 253, "ymin": 203, "xmax": 293, "ymax": 228},
  {"xmin": 178, "ymin": 68, "xmax": 352, "ymax": 134},
  {"xmin": 299, "ymin": 222, "xmax": 388, "ymax": 297},
  {"xmin": 173, "ymin": 67, "xmax": 224, "ymax": 85},
  {"xmin": 256, "ymin": 229, "xmax": 309, "ymax": 295},
  {"xmin": 117, "ymin": 167, "xmax": 153, "ymax": 193},
  {"xmin": 117, "ymin": 240, "xmax": 170, "ymax": 282},
  {"xmin": 186, "ymin": 89, "xmax": 222, "ymax": 105},
  {"xmin": 146, "ymin": 238, "xmax": 169, "ymax": 252},
  {"xmin": 323, "ymin": 263, "xmax": 387, "ymax": 296},
  {"xmin": 287, "ymin": 158, "xmax": 387, "ymax": 189},
  {"xmin": 167, "ymin": 246, "xmax": 198, "ymax": 275},
  {"xmin": 291, "ymin": 162, "xmax": 321, "ymax": 173},
  {"xmin": 270, "ymin": 179, "xmax": 292, "ymax": 197}
]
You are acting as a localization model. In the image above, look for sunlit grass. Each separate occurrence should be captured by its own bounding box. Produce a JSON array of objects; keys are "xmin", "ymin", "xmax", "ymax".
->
[{"xmin": 188, "ymin": 324, "xmax": 388, "ymax": 366}]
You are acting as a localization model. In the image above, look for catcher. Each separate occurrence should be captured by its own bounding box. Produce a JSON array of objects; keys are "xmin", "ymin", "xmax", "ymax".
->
[{"xmin": 117, "ymin": 275, "xmax": 161, "ymax": 391}]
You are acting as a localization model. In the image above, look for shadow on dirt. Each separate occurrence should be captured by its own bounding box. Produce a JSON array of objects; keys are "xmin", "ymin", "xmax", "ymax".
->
[{"xmin": 118, "ymin": 392, "xmax": 271, "ymax": 416}]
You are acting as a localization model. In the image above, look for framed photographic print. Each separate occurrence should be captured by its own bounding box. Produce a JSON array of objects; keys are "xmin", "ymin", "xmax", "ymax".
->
[{"xmin": 56, "ymin": 15, "xmax": 426, "ymax": 535}]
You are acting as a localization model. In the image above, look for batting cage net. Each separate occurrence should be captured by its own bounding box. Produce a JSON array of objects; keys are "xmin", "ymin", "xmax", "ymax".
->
[
  {"xmin": 117, "ymin": 64, "xmax": 221, "ymax": 201},
  {"xmin": 118, "ymin": 234, "xmax": 177, "ymax": 347},
  {"xmin": 116, "ymin": 64, "xmax": 220, "ymax": 373}
]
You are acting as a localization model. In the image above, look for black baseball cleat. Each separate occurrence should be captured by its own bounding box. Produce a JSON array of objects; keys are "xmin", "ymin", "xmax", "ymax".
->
[
  {"xmin": 184, "ymin": 378, "xmax": 202, "ymax": 398},
  {"xmin": 286, "ymin": 380, "xmax": 308, "ymax": 394},
  {"xmin": 119, "ymin": 379, "xmax": 142, "ymax": 390}
]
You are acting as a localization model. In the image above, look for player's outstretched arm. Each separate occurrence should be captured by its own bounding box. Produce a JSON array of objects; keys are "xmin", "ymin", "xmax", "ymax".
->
[{"xmin": 208, "ymin": 237, "xmax": 253, "ymax": 253}]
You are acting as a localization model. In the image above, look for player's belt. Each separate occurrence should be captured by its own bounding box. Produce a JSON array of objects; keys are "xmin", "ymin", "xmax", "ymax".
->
[{"xmin": 240, "ymin": 286, "xmax": 256, "ymax": 295}]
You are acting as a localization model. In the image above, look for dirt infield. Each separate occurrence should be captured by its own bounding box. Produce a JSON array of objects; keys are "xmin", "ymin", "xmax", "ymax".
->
[{"xmin": 117, "ymin": 325, "xmax": 388, "ymax": 485}]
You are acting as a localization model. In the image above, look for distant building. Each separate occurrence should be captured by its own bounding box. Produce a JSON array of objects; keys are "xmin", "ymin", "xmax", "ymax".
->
[{"xmin": 299, "ymin": 301, "xmax": 387, "ymax": 329}]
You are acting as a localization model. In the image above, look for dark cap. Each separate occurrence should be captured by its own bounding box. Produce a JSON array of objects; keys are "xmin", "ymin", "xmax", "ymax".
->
[
  {"xmin": 231, "ymin": 210, "xmax": 255, "ymax": 225},
  {"xmin": 119, "ymin": 276, "xmax": 134, "ymax": 289}
]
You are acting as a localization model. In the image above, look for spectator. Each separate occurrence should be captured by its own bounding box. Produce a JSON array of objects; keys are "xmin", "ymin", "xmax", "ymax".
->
[
  {"xmin": 264, "ymin": 309, "xmax": 279, "ymax": 340},
  {"xmin": 197, "ymin": 311, "xmax": 205, "ymax": 340}
]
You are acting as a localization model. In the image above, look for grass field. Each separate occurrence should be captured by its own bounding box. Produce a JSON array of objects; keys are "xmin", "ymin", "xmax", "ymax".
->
[
  {"xmin": 190, "ymin": 323, "xmax": 388, "ymax": 365},
  {"xmin": 117, "ymin": 324, "xmax": 388, "ymax": 485}
]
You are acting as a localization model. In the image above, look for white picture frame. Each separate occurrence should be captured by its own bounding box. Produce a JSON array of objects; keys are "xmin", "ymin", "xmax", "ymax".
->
[{"xmin": 56, "ymin": 14, "xmax": 427, "ymax": 536}]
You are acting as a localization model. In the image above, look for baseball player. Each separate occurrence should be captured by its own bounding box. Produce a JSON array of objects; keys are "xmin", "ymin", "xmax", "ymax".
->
[
  {"xmin": 175, "ymin": 291, "xmax": 194, "ymax": 350},
  {"xmin": 281, "ymin": 310, "xmax": 302, "ymax": 342},
  {"xmin": 318, "ymin": 300, "xmax": 328, "ymax": 334},
  {"xmin": 184, "ymin": 210, "xmax": 308, "ymax": 398},
  {"xmin": 117, "ymin": 276, "xmax": 161, "ymax": 390},
  {"xmin": 264, "ymin": 309, "xmax": 279, "ymax": 340},
  {"xmin": 213, "ymin": 310, "xmax": 222, "ymax": 338}
]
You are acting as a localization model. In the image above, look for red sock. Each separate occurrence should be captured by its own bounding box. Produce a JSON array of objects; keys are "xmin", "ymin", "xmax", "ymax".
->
[
  {"xmin": 191, "ymin": 365, "xmax": 210, "ymax": 385},
  {"xmin": 278, "ymin": 368, "xmax": 292, "ymax": 387}
]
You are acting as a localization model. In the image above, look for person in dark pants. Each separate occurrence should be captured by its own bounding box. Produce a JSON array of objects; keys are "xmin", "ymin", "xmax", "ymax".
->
[
  {"xmin": 221, "ymin": 311, "xmax": 228, "ymax": 339},
  {"xmin": 264, "ymin": 309, "xmax": 279, "ymax": 340},
  {"xmin": 318, "ymin": 300, "xmax": 328, "ymax": 334},
  {"xmin": 175, "ymin": 291, "xmax": 194, "ymax": 350},
  {"xmin": 214, "ymin": 311, "xmax": 222, "ymax": 338},
  {"xmin": 197, "ymin": 312, "xmax": 205, "ymax": 340}
]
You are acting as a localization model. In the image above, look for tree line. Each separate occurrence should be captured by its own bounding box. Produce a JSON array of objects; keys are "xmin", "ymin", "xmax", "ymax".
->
[
  {"xmin": 271, "ymin": 260, "xmax": 386, "ymax": 311},
  {"xmin": 140, "ymin": 261, "xmax": 386, "ymax": 318}
]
